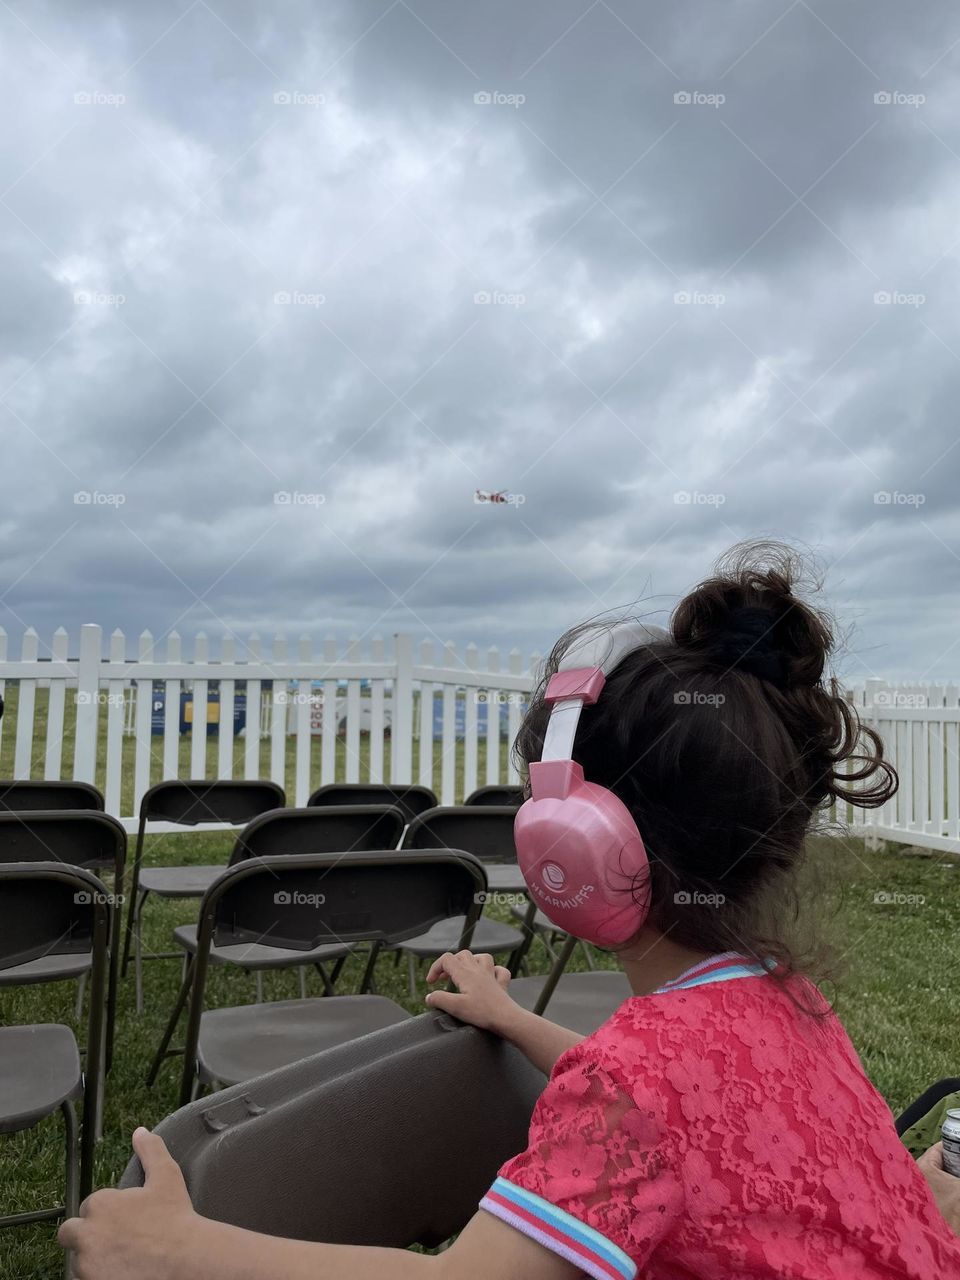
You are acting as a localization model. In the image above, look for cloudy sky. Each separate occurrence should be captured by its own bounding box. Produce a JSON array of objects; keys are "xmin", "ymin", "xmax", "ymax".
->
[{"xmin": 2, "ymin": 0, "xmax": 959, "ymax": 680}]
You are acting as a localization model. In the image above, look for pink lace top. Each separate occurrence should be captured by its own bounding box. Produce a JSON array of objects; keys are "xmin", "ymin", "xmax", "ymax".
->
[{"xmin": 480, "ymin": 954, "xmax": 960, "ymax": 1279}]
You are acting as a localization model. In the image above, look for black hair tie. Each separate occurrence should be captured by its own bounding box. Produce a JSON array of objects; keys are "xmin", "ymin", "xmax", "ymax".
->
[{"xmin": 712, "ymin": 606, "xmax": 787, "ymax": 685}]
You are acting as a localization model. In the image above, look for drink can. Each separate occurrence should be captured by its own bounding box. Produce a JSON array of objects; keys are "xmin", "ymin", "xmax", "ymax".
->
[{"xmin": 941, "ymin": 1109, "xmax": 960, "ymax": 1177}]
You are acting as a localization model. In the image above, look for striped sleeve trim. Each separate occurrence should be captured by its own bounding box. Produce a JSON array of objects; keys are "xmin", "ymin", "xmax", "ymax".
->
[{"xmin": 480, "ymin": 1176, "xmax": 637, "ymax": 1280}]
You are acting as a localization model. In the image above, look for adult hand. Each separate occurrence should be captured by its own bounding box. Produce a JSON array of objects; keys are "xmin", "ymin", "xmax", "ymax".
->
[
  {"xmin": 59, "ymin": 1127, "xmax": 202, "ymax": 1280},
  {"xmin": 917, "ymin": 1142, "xmax": 960, "ymax": 1236}
]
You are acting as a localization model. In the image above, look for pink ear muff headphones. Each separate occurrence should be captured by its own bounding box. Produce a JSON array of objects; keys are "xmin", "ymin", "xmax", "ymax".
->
[{"xmin": 514, "ymin": 621, "xmax": 669, "ymax": 947}]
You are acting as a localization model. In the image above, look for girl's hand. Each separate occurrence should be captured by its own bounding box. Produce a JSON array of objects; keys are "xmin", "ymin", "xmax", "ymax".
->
[
  {"xmin": 60, "ymin": 1128, "xmax": 202, "ymax": 1279},
  {"xmin": 425, "ymin": 949, "xmax": 518, "ymax": 1034}
]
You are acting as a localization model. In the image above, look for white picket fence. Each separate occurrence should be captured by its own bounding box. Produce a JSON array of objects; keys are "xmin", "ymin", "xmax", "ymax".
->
[
  {"xmin": 841, "ymin": 679, "xmax": 960, "ymax": 855},
  {"xmin": 1, "ymin": 627, "xmax": 958, "ymax": 853},
  {"xmin": 0, "ymin": 626, "xmax": 539, "ymax": 832}
]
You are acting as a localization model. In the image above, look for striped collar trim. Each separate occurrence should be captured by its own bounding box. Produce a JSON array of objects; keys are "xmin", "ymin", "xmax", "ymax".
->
[{"xmin": 653, "ymin": 951, "xmax": 773, "ymax": 993}]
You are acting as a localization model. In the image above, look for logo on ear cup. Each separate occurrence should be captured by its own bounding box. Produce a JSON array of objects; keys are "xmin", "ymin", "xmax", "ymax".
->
[{"xmin": 542, "ymin": 862, "xmax": 566, "ymax": 892}]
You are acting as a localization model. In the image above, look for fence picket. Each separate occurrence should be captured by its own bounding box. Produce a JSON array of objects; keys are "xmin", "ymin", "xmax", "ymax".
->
[
  {"xmin": 294, "ymin": 635, "xmax": 312, "ymax": 805},
  {"xmin": 321, "ymin": 636, "xmax": 337, "ymax": 786},
  {"xmin": 14, "ymin": 628, "xmax": 39, "ymax": 779},
  {"xmin": 44, "ymin": 627, "xmax": 69, "ymax": 780},
  {"xmin": 369, "ymin": 636, "xmax": 385, "ymax": 785},
  {"xmin": 104, "ymin": 630, "xmax": 126, "ymax": 814},
  {"xmin": 244, "ymin": 634, "xmax": 262, "ymax": 780}
]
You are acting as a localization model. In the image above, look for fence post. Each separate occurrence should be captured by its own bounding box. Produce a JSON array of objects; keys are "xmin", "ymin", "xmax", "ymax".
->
[
  {"xmin": 391, "ymin": 633, "xmax": 414, "ymax": 784},
  {"xmin": 73, "ymin": 623, "xmax": 102, "ymax": 784},
  {"xmin": 863, "ymin": 678, "xmax": 884, "ymax": 850}
]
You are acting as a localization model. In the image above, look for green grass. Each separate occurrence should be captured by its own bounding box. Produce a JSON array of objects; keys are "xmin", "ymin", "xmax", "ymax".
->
[{"xmin": 2, "ymin": 680, "xmax": 960, "ymax": 1277}]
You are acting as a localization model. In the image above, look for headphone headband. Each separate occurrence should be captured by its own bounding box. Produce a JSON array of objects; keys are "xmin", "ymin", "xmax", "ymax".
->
[{"xmin": 541, "ymin": 621, "xmax": 668, "ymax": 763}]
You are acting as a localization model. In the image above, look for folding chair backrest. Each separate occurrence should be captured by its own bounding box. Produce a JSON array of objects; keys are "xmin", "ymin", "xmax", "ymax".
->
[
  {"xmin": 0, "ymin": 780, "xmax": 104, "ymax": 812},
  {"xmin": 119, "ymin": 1011, "xmax": 544, "ymax": 1247},
  {"xmin": 138, "ymin": 779, "xmax": 285, "ymax": 827},
  {"xmin": 0, "ymin": 810, "xmax": 126, "ymax": 876},
  {"xmin": 463, "ymin": 785, "xmax": 524, "ymax": 808},
  {"xmin": 402, "ymin": 806, "xmax": 519, "ymax": 864},
  {"xmin": 307, "ymin": 783, "xmax": 437, "ymax": 825},
  {"xmin": 206, "ymin": 850, "xmax": 486, "ymax": 953},
  {"xmin": 227, "ymin": 805, "xmax": 406, "ymax": 867},
  {"xmin": 0, "ymin": 862, "xmax": 110, "ymax": 977}
]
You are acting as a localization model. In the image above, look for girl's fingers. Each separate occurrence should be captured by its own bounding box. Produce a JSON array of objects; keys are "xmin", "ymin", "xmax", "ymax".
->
[
  {"xmin": 425, "ymin": 990, "xmax": 463, "ymax": 1015},
  {"xmin": 494, "ymin": 966, "xmax": 511, "ymax": 987}
]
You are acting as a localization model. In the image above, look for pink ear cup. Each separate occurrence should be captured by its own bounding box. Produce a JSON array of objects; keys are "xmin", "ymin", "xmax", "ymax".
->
[{"xmin": 514, "ymin": 775, "xmax": 651, "ymax": 947}]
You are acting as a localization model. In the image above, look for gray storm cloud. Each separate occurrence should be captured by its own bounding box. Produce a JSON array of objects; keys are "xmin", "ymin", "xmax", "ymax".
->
[{"xmin": 1, "ymin": 0, "xmax": 958, "ymax": 678}]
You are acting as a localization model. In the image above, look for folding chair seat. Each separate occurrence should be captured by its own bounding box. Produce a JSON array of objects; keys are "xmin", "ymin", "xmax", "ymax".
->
[
  {"xmin": 463, "ymin": 784, "xmax": 524, "ymax": 808},
  {"xmin": 121, "ymin": 1011, "xmax": 544, "ymax": 1250},
  {"xmin": 0, "ymin": 811, "xmax": 126, "ymax": 1070},
  {"xmin": 508, "ymin": 934, "xmax": 633, "ymax": 1035},
  {"xmin": 122, "ymin": 780, "xmax": 286, "ymax": 1012},
  {"xmin": 308, "ymin": 782, "xmax": 437, "ymax": 827},
  {"xmin": 397, "ymin": 808, "xmax": 526, "ymax": 981},
  {"xmin": 147, "ymin": 848, "xmax": 487, "ymax": 1106},
  {"xmin": 0, "ymin": 863, "xmax": 110, "ymax": 1276}
]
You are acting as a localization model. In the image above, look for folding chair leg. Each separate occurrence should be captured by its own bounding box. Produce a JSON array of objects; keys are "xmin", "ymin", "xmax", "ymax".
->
[
  {"xmin": 314, "ymin": 962, "xmax": 336, "ymax": 997},
  {"xmin": 62, "ymin": 1099, "xmax": 80, "ymax": 1280},
  {"xmin": 578, "ymin": 940, "xmax": 596, "ymax": 970},
  {"xmin": 146, "ymin": 959, "xmax": 195, "ymax": 1087},
  {"xmin": 133, "ymin": 890, "xmax": 148, "ymax": 1016},
  {"xmin": 255, "ymin": 972, "xmax": 264, "ymax": 1003},
  {"xmin": 74, "ymin": 972, "xmax": 87, "ymax": 1020},
  {"xmin": 407, "ymin": 953, "xmax": 417, "ymax": 998},
  {"xmin": 298, "ymin": 968, "xmax": 307, "ymax": 999}
]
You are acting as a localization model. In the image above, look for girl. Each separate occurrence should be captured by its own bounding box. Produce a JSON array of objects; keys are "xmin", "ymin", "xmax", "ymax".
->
[{"xmin": 62, "ymin": 542, "xmax": 960, "ymax": 1278}]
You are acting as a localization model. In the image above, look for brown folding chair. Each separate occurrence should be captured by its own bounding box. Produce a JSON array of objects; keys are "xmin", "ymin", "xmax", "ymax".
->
[
  {"xmin": 0, "ymin": 811, "xmax": 126, "ymax": 1072},
  {"xmin": 121, "ymin": 1012, "xmax": 544, "ymax": 1249},
  {"xmin": 145, "ymin": 848, "xmax": 486, "ymax": 1106},
  {"xmin": 122, "ymin": 780, "xmax": 286, "ymax": 1013},
  {"xmin": 0, "ymin": 780, "xmax": 104, "ymax": 813},
  {"xmin": 397, "ymin": 807, "xmax": 527, "ymax": 988},
  {"xmin": 163, "ymin": 805, "xmax": 407, "ymax": 1005},
  {"xmin": 0, "ymin": 863, "xmax": 110, "ymax": 1278},
  {"xmin": 463, "ymin": 784, "xmax": 524, "ymax": 808},
  {"xmin": 308, "ymin": 782, "xmax": 437, "ymax": 827}
]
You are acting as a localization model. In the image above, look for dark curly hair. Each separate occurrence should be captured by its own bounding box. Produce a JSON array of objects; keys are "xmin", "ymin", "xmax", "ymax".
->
[{"xmin": 513, "ymin": 540, "xmax": 897, "ymax": 984}]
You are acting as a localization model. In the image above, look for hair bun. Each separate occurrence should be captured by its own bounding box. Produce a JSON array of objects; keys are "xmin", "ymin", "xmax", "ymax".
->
[
  {"xmin": 712, "ymin": 605, "xmax": 787, "ymax": 685},
  {"xmin": 671, "ymin": 540, "xmax": 832, "ymax": 689}
]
